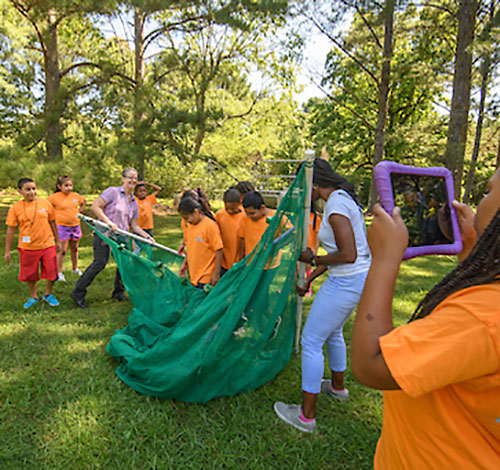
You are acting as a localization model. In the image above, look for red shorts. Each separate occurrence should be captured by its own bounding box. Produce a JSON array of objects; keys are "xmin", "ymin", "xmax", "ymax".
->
[{"xmin": 18, "ymin": 246, "xmax": 58, "ymax": 282}]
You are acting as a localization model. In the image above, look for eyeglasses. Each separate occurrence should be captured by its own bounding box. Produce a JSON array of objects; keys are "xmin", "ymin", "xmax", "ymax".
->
[{"xmin": 124, "ymin": 175, "xmax": 137, "ymax": 180}]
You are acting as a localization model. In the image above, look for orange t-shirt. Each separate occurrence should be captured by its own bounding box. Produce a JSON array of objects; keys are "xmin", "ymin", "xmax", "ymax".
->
[
  {"xmin": 376, "ymin": 284, "xmax": 500, "ymax": 470},
  {"xmin": 6, "ymin": 199, "xmax": 56, "ymax": 250},
  {"xmin": 215, "ymin": 208, "xmax": 243, "ymax": 270},
  {"xmin": 136, "ymin": 194, "xmax": 157, "ymax": 230},
  {"xmin": 185, "ymin": 216, "xmax": 223, "ymax": 286},
  {"xmin": 307, "ymin": 212, "xmax": 321, "ymax": 252},
  {"xmin": 237, "ymin": 209, "xmax": 276, "ymax": 256},
  {"xmin": 47, "ymin": 191, "xmax": 85, "ymax": 226}
]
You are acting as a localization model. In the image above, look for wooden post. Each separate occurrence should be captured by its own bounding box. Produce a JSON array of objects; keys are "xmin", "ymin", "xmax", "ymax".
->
[{"xmin": 295, "ymin": 149, "xmax": 315, "ymax": 353}]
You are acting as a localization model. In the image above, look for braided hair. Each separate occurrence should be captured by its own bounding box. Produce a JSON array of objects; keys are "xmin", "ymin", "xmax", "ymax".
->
[
  {"xmin": 313, "ymin": 158, "xmax": 362, "ymax": 208},
  {"xmin": 180, "ymin": 189, "xmax": 215, "ymax": 221},
  {"xmin": 410, "ymin": 206, "xmax": 500, "ymax": 322}
]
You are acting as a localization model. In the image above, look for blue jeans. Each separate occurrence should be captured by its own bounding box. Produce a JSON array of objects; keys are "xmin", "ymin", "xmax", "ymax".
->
[{"xmin": 301, "ymin": 270, "xmax": 368, "ymax": 394}]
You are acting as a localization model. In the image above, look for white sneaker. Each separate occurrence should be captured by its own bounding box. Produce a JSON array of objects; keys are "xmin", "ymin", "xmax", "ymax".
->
[
  {"xmin": 72, "ymin": 268, "xmax": 83, "ymax": 276},
  {"xmin": 57, "ymin": 272, "xmax": 66, "ymax": 282},
  {"xmin": 273, "ymin": 402, "xmax": 316, "ymax": 433},
  {"xmin": 321, "ymin": 379, "xmax": 349, "ymax": 401}
]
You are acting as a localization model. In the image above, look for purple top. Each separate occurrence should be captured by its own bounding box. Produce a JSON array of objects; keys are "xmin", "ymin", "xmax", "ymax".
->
[{"xmin": 100, "ymin": 186, "xmax": 139, "ymax": 231}]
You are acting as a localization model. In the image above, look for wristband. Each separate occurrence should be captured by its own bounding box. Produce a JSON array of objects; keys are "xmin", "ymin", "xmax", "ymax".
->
[{"xmin": 310, "ymin": 254, "xmax": 316, "ymax": 266}]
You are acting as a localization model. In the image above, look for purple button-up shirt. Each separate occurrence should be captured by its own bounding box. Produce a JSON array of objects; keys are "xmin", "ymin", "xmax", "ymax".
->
[{"xmin": 100, "ymin": 186, "xmax": 139, "ymax": 231}]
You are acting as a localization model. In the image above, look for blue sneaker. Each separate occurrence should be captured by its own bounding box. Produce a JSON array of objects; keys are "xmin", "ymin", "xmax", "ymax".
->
[
  {"xmin": 43, "ymin": 294, "xmax": 60, "ymax": 307},
  {"xmin": 23, "ymin": 297, "xmax": 38, "ymax": 309}
]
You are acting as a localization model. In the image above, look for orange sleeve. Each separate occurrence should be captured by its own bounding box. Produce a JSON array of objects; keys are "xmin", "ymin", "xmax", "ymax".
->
[
  {"xmin": 208, "ymin": 221, "xmax": 223, "ymax": 252},
  {"xmin": 380, "ymin": 287, "xmax": 500, "ymax": 398},
  {"xmin": 149, "ymin": 194, "xmax": 157, "ymax": 205},
  {"xmin": 6, "ymin": 204, "xmax": 19, "ymax": 226},
  {"xmin": 47, "ymin": 201, "xmax": 56, "ymax": 222}
]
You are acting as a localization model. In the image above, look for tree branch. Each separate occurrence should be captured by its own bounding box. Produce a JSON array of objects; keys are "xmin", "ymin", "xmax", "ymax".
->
[{"xmin": 307, "ymin": 13, "xmax": 380, "ymax": 85}]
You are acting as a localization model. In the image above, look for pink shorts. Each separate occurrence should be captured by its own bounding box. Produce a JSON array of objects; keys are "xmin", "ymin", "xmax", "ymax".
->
[
  {"xmin": 57, "ymin": 224, "xmax": 82, "ymax": 241},
  {"xmin": 18, "ymin": 246, "xmax": 58, "ymax": 282}
]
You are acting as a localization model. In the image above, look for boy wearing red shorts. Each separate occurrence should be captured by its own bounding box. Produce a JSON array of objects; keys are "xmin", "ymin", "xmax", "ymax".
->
[{"xmin": 4, "ymin": 178, "xmax": 61, "ymax": 308}]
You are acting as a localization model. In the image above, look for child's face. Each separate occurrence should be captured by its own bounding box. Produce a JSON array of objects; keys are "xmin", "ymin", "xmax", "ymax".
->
[
  {"xmin": 244, "ymin": 205, "xmax": 266, "ymax": 222},
  {"xmin": 59, "ymin": 180, "xmax": 73, "ymax": 194},
  {"xmin": 19, "ymin": 182, "xmax": 36, "ymax": 201},
  {"xmin": 475, "ymin": 168, "xmax": 500, "ymax": 236},
  {"xmin": 224, "ymin": 201, "xmax": 241, "ymax": 215},
  {"xmin": 135, "ymin": 186, "xmax": 147, "ymax": 200},
  {"xmin": 181, "ymin": 209, "xmax": 203, "ymax": 225}
]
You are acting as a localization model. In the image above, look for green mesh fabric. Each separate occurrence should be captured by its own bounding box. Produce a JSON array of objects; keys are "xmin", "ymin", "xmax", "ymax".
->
[{"xmin": 95, "ymin": 165, "xmax": 309, "ymax": 403}]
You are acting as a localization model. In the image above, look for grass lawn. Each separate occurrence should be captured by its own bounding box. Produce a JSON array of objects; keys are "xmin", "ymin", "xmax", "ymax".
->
[{"xmin": 0, "ymin": 191, "xmax": 455, "ymax": 469}]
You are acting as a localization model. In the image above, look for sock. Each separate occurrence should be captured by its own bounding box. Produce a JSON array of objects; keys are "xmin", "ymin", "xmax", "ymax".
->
[
  {"xmin": 331, "ymin": 384, "xmax": 347, "ymax": 392},
  {"xmin": 299, "ymin": 407, "xmax": 315, "ymax": 423}
]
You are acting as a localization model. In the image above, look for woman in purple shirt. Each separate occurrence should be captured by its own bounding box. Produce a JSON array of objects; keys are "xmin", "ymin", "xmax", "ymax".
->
[{"xmin": 70, "ymin": 167, "xmax": 153, "ymax": 308}]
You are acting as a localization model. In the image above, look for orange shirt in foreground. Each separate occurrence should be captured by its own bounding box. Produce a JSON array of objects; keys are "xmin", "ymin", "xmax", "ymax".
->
[
  {"xmin": 185, "ymin": 216, "xmax": 223, "ymax": 286},
  {"xmin": 376, "ymin": 284, "xmax": 500, "ymax": 470},
  {"xmin": 237, "ymin": 209, "xmax": 276, "ymax": 256},
  {"xmin": 47, "ymin": 191, "xmax": 85, "ymax": 226},
  {"xmin": 136, "ymin": 194, "xmax": 157, "ymax": 230},
  {"xmin": 6, "ymin": 199, "xmax": 56, "ymax": 250},
  {"xmin": 215, "ymin": 208, "xmax": 243, "ymax": 270}
]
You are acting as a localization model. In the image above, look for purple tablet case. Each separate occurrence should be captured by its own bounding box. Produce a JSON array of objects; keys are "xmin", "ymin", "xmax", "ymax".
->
[{"xmin": 373, "ymin": 161, "xmax": 462, "ymax": 260}]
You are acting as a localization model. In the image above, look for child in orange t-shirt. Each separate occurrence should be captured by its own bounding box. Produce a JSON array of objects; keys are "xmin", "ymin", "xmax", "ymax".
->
[
  {"xmin": 215, "ymin": 187, "xmax": 244, "ymax": 274},
  {"xmin": 178, "ymin": 197, "xmax": 223, "ymax": 288},
  {"xmin": 48, "ymin": 175, "xmax": 87, "ymax": 281},
  {"xmin": 134, "ymin": 181, "xmax": 162, "ymax": 236},
  {"xmin": 238, "ymin": 191, "xmax": 276, "ymax": 260},
  {"xmin": 351, "ymin": 168, "xmax": 500, "ymax": 469},
  {"xmin": 4, "ymin": 178, "xmax": 61, "ymax": 308}
]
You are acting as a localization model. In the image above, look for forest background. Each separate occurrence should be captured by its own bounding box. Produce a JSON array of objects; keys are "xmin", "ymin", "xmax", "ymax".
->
[{"xmin": 0, "ymin": 0, "xmax": 499, "ymax": 206}]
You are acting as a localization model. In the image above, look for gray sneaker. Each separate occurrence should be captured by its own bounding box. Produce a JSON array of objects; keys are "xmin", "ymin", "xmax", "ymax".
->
[
  {"xmin": 273, "ymin": 402, "xmax": 316, "ymax": 433},
  {"xmin": 321, "ymin": 379, "xmax": 349, "ymax": 401}
]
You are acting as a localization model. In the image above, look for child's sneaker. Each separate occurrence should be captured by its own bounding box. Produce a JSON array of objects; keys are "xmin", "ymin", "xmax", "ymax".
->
[
  {"xmin": 43, "ymin": 294, "xmax": 60, "ymax": 307},
  {"xmin": 273, "ymin": 402, "xmax": 316, "ymax": 433},
  {"xmin": 57, "ymin": 272, "xmax": 66, "ymax": 282},
  {"xmin": 72, "ymin": 268, "xmax": 83, "ymax": 276},
  {"xmin": 321, "ymin": 379, "xmax": 349, "ymax": 401},
  {"xmin": 23, "ymin": 297, "xmax": 38, "ymax": 309}
]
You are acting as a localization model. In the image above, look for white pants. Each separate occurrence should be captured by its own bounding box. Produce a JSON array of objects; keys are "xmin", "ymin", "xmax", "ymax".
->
[{"xmin": 301, "ymin": 270, "xmax": 368, "ymax": 394}]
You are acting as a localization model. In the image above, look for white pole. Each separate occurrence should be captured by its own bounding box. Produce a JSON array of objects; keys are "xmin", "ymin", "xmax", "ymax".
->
[
  {"xmin": 295, "ymin": 149, "xmax": 315, "ymax": 353},
  {"xmin": 77, "ymin": 213, "xmax": 183, "ymax": 257}
]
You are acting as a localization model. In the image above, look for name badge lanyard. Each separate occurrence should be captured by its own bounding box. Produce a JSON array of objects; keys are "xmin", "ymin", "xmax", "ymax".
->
[{"xmin": 22, "ymin": 200, "xmax": 38, "ymax": 236}]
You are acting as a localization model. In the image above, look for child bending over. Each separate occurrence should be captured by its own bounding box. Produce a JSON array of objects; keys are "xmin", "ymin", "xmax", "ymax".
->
[
  {"xmin": 215, "ymin": 187, "xmax": 244, "ymax": 274},
  {"xmin": 178, "ymin": 198, "xmax": 223, "ymax": 289}
]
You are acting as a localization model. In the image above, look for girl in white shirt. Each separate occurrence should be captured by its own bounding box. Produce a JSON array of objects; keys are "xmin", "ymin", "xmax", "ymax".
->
[{"xmin": 274, "ymin": 158, "xmax": 371, "ymax": 433}]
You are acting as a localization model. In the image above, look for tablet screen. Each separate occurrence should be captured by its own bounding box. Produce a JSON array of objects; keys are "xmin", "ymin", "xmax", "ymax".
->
[{"xmin": 390, "ymin": 173, "xmax": 454, "ymax": 247}]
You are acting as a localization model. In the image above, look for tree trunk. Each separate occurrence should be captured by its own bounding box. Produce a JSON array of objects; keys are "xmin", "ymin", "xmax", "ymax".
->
[
  {"xmin": 496, "ymin": 132, "xmax": 500, "ymax": 169},
  {"xmin": 134, "ymin": 8, "xmax": 146, "ymax": 179},
  {"xmin": 444, "ymin": 0, "xmax": 478, "ymax": 200},
  {"xmin": 368, "ymin": 0, "xmax": 394, "ymax": 209},
  {"xmin": 44, "ymin": 8, "xmax": 63, "ymax": 160},
  {"xmin": 463, "ymin": 56, "xmax": 491, "ymax": 203}
]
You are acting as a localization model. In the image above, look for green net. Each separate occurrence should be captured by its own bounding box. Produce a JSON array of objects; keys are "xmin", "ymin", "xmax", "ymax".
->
[{"xmin": 93, "ymin": 164, "xmax": 309, "ymax": 403}]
